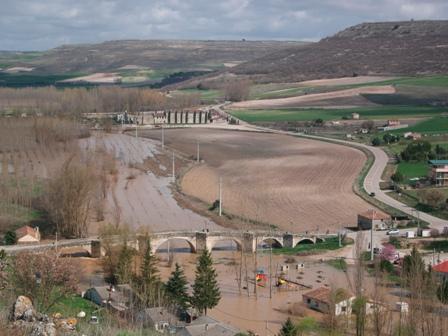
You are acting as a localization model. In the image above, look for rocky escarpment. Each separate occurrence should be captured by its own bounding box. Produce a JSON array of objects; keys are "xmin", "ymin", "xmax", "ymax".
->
[{"xmin": 231, "ymin": 20, "xmax": 448, "ymax": 83}]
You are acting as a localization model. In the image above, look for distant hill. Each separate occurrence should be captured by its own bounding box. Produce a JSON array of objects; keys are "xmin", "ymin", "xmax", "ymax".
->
[
  {"xmin": 0, "ymin": 40, "xmax": 308, "ymax": 87},
  {"xmin": 1, "ymin": 40, "xmax": 304, "ymax": 72},
  {"xmin": 230, "ymin": 20, "xmax": 448, "ymax": 83}
]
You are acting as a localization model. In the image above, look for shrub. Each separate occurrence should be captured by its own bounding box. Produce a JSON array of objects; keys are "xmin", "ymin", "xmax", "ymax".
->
[
  {"xmin": 379, "ymin": 259, "xmax": 394, "ymax": 273},
  {"xmin": 372, "ymin": 137, "xmax": 381, "ymax": 146},
  {"xmin": 4, "ymin": 231, "xmax": 16, "ymax": 245}
]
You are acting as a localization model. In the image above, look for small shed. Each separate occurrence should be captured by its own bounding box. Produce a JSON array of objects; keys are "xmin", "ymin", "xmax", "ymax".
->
[
  {"xmin": 351, "ymin": 112, "xmax": 360, "ymax": 120},
  {"xmin": 303, "ymin": 287, "xmax": 354, "ymax": 316},
  {"xmin": 15, "ymin": 226, "xmax": 40, "ymax": 243},
  {"xmin": 357, "ymin": 210, "xmax": 391, "ymax": 230},
  {"xmin": 84, "ymin": 284, "xmax": 135, "ymax": 313}
]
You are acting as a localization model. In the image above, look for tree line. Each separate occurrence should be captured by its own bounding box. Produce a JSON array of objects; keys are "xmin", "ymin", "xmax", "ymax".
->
[{"xmin": 0, "ymin": 86, "xmax": 201, "ymax": 117}]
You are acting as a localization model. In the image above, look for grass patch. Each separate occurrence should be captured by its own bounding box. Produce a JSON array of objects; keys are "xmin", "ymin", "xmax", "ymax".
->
[
  {"xmin": 48, "ymin": 295, "xmax": 99, "ymax": 317},
  {"xmin": 326, "ymin": 258, "xmax": 347, "ymax": 271},
  {"xmin": 397, "ymin": 161, "xmax": 428, "ymax": 180},
  {"xmin": 391, "ymin": 116, "xmax": 448, "ymax": 135},
  {"xmin": 272, "ymin": 237, "xmax": 345, "ymax": 255},
  {"xmin": 230, "ymin": 106, "xmax": 446, "ymax": 123}
]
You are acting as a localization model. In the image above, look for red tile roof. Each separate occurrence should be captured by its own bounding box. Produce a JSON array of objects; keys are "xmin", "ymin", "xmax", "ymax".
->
[
  {"xmin": 303, "ymin": 287, "xmax": 352, "ymax": 304},
  {"xmin": 433, "ymin": 260, "xmax": 448, "ymax": 273},
  {"xmin": 15, "ymin": 225, "xmax": 38, "ymax": 239}
]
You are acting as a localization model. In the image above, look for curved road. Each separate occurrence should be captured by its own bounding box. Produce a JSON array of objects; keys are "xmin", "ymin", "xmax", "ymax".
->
[{"xmin": 216, "ymin": 104, "xmax": 448, "ymax": 230}]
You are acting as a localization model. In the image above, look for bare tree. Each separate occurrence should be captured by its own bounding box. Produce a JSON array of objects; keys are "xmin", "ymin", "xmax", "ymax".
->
[
  {"xmin": 46, "ymin": 155, "xmax": 98, "ymax": 238},
  {"xmin": 9, "ymin": 251, "xmax": 79, "ymax": 312},
  {"xmin": 224, "ymin": 79, "xmax": 251, "ymax": 102}
]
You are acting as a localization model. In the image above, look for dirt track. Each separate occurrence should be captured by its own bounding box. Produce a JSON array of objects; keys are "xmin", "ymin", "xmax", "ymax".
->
[
  {"xmin": 143, "ymin": 129, "xmax": 372, "ymax": 232},
  {"xmin": 230, "ymin": 85, "xmax": 395, "ymax": 109}
]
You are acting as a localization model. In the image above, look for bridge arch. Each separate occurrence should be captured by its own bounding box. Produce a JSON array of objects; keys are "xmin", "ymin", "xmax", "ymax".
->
[
  {"xmin": 152, "ymin": 237, "xmax": 196, "ymax": 254},
  {"xmin": 207, "ymin": 237, "xmax": 242, "ymax": 251},
  {"xmin": 259, "ymin": 237, "xmax": 283, "ymax": 248},
  {"xmin": 295, "ymin": 238, "xmax": 315, "ymax": 246},
  {"xmin": 316, "ymin": 237, "xmax": 325, "ymax": 243}
]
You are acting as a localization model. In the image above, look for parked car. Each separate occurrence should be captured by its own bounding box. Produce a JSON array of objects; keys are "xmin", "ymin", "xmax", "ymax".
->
[
  {"xmin": 387, "ymin": 229, "xmax": 400, "ymax": 236},
  {"xmin": 370, "ymin": 192, "xmax": 376, "ymax": 197}
]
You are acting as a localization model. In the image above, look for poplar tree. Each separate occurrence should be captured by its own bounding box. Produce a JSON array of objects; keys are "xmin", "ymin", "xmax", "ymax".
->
[
  {"xmin": 137, "ymin": 237, "xmax": 161, "ymax": 307},
  {"xmin": 116, "ymin": 242, "xmax": 134, "ymax": 284},
  {"xmin": 192, "ymin": 249, "xmax": 220, "ymax": 315},
  {"xmin": 165, "ymin": 263, "xmax": 190, "ymax": 310}
]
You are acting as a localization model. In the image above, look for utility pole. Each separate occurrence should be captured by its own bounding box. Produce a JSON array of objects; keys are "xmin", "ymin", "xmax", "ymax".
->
[
  {"xmin": 371, "ymin": 209, "xmax": 375, "ymax": 261},
  {"xmin": 161, "ymin": 125, "xmax": 165, "ymax": 149},
  {"xmin": 172, "ymin": 152, "xmax": 175, "ymax": 183},
  {"xmin": 197, "ymin": 140, "xmax": 200, "ymax": 163},
  {"xmin": 254, "ymin": 237, "xmax": 258, "ymax": 297},
  {"xmin": 269, "ymin": 241, "xmax": 273, "ymax": 299},
  {"xmin": 218, "ymin": 177, "xmax": 222, "ymax": 216}
]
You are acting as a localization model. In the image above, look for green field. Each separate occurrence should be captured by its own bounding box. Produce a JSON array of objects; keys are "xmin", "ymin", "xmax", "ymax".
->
[
  {"xmin": 396, "ymin": 162, "xmax": 429, "ymax": 180},
  {"xmin": 390, "ymin": 116, "xmax": 448, "ymax": 135},
  {"xmin": 0, "ymin": 72, "xmax": 84, "ymax": 87},
  {"xmin": 230, "ymin": 106, "xmax": 446, "ymax": 123}
]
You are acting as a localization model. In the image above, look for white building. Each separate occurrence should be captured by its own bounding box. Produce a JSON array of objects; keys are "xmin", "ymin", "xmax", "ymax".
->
[
  {"xmin": 15, "ymin": 226, "xmax": 40, "ymax": 243},
  {"xmin": 303, "ymin": 287, "xmax": 355, "ymax": 316}
]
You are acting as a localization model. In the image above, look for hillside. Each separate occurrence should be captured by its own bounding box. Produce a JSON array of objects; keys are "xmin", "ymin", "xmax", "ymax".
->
[
  {"xmin": 230, "ymin": 20, "xmax": 448, "ymax": 83},
  {"xmin": 0, "ymin": 40, "xmax": 306, "ymax": 86}
]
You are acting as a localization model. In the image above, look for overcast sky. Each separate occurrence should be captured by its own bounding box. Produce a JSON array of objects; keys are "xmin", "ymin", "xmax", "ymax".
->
[{"xmin": 1, "ymin": 0, "xmax": 448, "ymax": 50}]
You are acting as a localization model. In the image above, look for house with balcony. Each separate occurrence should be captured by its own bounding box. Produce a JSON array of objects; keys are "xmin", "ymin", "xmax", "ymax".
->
[{"xmin": 429, "ymin": 160, "xmax": 448, "ymax": 187}]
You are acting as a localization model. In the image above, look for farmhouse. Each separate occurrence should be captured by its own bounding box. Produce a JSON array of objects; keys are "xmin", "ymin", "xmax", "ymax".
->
[
  {"xmin": 351, "ymin": 112, "xmax": 360, "ymax": 120},
  {"xmin": 429, "ymin": 160, "xmax": 448, "ymax": 187},
  {"xmin": 357, "ymin": 210, "xmax": 391, "ymax": 230},
  {"xmin": 302, "ymin": 287, "xmax": 354, "ymax": 316},
  {"xmin": 15, "ymin": 225, "xmax": 40, "ymax": 243}
]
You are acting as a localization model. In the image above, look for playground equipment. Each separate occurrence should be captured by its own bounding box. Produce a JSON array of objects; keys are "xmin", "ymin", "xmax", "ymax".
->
[{"xmin": 276, "ymin": 275, "xmax": 312, "ymax": 290}]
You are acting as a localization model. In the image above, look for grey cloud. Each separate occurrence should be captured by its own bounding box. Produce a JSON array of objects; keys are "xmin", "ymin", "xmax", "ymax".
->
[{"xmin": 0, "ymin": 0, "xmax": 447, "ymax": 50}]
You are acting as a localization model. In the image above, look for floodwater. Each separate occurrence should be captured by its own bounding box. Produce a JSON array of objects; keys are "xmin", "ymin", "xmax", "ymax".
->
[{"xmin": 156, "ymin": 248, "xmax": 351, "ymax": 335}]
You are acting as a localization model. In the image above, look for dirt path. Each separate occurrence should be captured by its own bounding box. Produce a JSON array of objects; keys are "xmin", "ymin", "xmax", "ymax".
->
[{"xmin": 230, "ymin": 85, "xmax": 396, "ymax": 109}]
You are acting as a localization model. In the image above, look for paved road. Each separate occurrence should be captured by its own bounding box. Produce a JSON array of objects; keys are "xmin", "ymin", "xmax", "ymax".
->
[
  {"xmin": 215, "ymin": 104, "xmax": 448, "ymax": 230},
  {"xmin": 285, "ymin": 134, "xmax": 448, "ymax": 230}
]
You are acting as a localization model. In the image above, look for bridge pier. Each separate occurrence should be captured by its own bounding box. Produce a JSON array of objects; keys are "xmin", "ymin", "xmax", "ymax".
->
[
  {"xmin": 282, "ymin": 233, "xmax": 294, "ymax": 248},
  {"xmin": 242, "ymin": 232, "xmax": 256, "ymax": 253},
  {"xmin": 195, "ymin": 232, "xmax": 207, "ymax": 252},
  {"xmin": 90, "ymin": 240, "xmax": 103, "ymax": 258}
]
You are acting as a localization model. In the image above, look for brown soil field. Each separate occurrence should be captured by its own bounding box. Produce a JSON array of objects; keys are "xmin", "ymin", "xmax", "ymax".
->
[
  {"xmin": 142, "ymin": 129, "xmax": 374, "ymax": 232},
  {"xmin": 230, "ymin": 85, "xmax": 395, "ymax": 109}
]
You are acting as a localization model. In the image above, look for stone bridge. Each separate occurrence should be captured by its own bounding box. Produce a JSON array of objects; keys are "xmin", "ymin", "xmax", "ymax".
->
[
  {"xmin": 148, "ymin": 230, "xmax": 332, "ymax": 254},
  {"xmin": 2, "ymin": 230, "xmax": 336, "ymax": 258}
]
